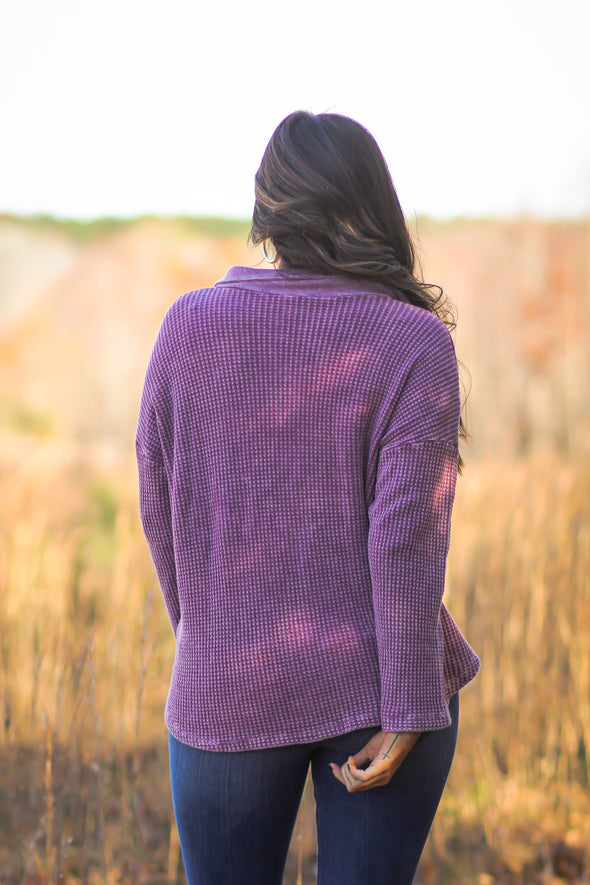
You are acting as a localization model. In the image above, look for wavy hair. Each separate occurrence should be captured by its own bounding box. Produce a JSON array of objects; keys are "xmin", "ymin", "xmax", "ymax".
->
[{"xmin": 249, "ymin": 110, "xmax": 468, "ymax": 466}]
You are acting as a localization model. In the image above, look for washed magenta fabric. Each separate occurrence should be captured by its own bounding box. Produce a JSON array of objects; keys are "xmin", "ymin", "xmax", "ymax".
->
[{"xmin": 136, "ymin": 266, "xmax": 480, "ymax": 751}]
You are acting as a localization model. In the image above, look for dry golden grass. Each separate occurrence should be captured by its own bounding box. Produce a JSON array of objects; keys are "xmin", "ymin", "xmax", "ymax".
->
[{"xmin": 1, "ymin": 438, "xmax": 588, "ymax": 883}]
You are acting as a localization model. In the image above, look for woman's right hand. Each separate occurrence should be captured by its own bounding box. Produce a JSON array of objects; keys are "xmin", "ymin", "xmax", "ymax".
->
[{"xmin": 329, "ymin": 728, "xmax": 421, "ymax": 792}]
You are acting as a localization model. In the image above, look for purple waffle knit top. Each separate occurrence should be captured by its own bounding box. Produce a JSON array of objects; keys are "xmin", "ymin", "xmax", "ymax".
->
[{"xmin": 136, "ymin": 265, "xmax": 480, "ymax": 751}]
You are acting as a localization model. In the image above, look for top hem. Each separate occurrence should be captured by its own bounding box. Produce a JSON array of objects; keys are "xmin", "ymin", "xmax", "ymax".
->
[
  {"xmin": 163, "ymin": 694, "xmax": 464, "ymax": 752},
  {"xmin": 165, "ymin": 713, "xmax": 384, "ymax": 752}
]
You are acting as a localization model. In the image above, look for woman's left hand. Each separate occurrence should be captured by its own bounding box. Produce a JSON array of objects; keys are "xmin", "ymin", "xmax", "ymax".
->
[{"xmin": 329, "ymin": 729, "xmax": 422, "ymax": 792}]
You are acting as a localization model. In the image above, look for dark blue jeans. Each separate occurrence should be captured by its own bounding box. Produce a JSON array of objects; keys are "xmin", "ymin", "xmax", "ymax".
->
[{"xmin": 168, "ymin": 693, "xmax": 459, "ymax": 885}]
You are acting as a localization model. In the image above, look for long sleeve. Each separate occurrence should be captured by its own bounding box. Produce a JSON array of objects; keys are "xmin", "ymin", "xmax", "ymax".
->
[
  {"xmin": 367, "ymin": 315, "xmax": 462, "ymax": 731},
  {"xmin": 136, "ymin": 313, "xmax": 180, "ymax": 635},
  {"xmin": 368, "ymin": 439, "xmax": 458, "ymax": 731},
  {"xmin": 136, "ymin": 444, "xmax": 180, "ymax": 634}
]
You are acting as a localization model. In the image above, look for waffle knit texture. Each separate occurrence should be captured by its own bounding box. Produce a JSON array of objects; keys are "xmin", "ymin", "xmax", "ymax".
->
[{"xmin": 136, "ymin": 266, "xmax": 480, "ymax": 751}]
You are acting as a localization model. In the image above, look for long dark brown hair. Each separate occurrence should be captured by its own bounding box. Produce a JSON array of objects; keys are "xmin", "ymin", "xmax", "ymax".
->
[{"xmin": 249, "ymin": 110, "xmax": 468, "ymax": 465}]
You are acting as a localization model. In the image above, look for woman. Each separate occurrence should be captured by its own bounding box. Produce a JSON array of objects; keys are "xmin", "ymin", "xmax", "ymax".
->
[{"xmin": 136, "ymin": 111, "xmax": 480, "ymax": 885}]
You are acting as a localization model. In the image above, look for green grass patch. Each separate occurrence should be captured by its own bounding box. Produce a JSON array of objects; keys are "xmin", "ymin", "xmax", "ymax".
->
[{"xmin": 0, "ymin": 212, "xmax": 251, "ymax": 243}]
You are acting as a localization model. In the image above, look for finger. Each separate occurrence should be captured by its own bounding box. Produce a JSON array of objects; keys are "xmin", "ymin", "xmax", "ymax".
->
[
  {"xmin": 343, "ymin": 763, "xmax": 390, "ymax": 792},
  {"xmin": 329, "ymin": 763, "xmax": 347, "ymax": 786},
  {"xmin": 332, "ymin": 759, "xmax": 360, "ymax": 792},
  {"xmin": 341, "ymin": 761, "xmax": 359, "ymax": 792},
  {"xmin": 351, "ymin": 746, "xmax": 372, "ymax": 768},
  {"xmin": 332, "ymin": 759, "xmax": 388, "ymax": 792},
  {"xmin": 342, "ymin": 758, "xmax": 386, "ymax": 791},
  {"xmin": 349, "ymin": 757, "xmax": 394, "ymax": 785},
  {"xmin": 346, "ymin": 757, "xmax": 381, "ymax": 782},
  {"xmin": 344, "ymin": 756, "xmax": 371, "ymax": 784}
]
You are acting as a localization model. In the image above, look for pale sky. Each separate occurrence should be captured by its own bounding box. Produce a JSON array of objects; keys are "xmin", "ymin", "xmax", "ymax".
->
[{"xmin": 2, "ymin": 0, "xmax": 589, "ymax": 220}]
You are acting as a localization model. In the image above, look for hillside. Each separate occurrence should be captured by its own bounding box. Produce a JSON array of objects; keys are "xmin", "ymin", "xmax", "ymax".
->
[
  {"xmin": 0, "ymin": 215, "xmax": 588, "ymax": 456},
  {"xmin": 0, "ymin": 216, "xmax": 253, "ymax": 440}
]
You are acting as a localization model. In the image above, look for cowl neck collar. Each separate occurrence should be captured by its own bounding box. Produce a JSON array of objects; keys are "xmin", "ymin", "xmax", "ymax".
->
[{"xmin": 215, "ymin": 265, "xmax": 393, "ymax": 300}]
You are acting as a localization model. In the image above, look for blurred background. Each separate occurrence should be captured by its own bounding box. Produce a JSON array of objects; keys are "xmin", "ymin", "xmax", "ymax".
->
[{"xmin": 1, "ymin": 1, "xmax": 589, "ymax": 883}]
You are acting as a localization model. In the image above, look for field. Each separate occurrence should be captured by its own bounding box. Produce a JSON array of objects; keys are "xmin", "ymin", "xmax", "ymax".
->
[{"xmin": 1, "ymin": 215, "xmax": 589, "ymax": 883}]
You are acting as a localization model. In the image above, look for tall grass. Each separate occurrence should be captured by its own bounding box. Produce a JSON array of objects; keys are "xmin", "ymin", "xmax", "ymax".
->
[
  {"xmin": 441, "ymin": 452, "xmax": 590, "ymax": 876},
  {"xmin": 1, "ymin": 439, "xmax": 588, "ymax": 883},
  {"xmin": 0, "ymin": 441, "xmax": 172, "ymax": 883}
]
